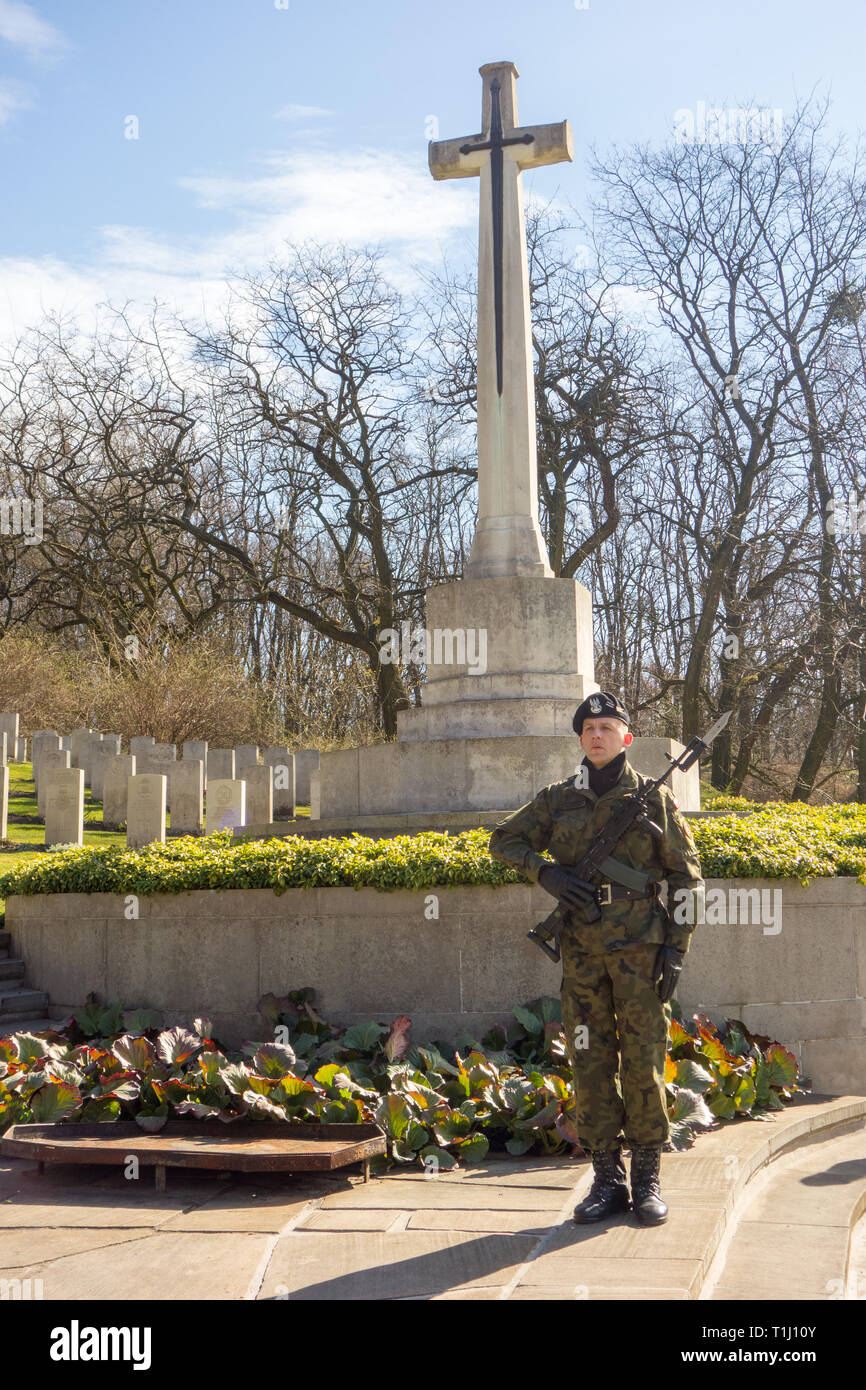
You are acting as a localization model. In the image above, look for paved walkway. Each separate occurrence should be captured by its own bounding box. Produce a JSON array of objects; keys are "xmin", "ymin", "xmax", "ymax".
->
[{"xmin": 1, "ymin": 1093, "xmax": 864, "ymax": 1300}]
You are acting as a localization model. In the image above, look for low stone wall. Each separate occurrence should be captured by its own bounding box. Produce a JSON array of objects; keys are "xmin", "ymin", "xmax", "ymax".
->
[{"xmin": 6, "ymin": 877, "xmax": 865, "ymax": 1096}]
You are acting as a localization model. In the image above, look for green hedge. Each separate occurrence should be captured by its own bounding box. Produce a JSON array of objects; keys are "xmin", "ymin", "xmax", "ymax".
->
[{"xmin": 1, "ymin": 801, "xmax": 866, "ymax": 899}]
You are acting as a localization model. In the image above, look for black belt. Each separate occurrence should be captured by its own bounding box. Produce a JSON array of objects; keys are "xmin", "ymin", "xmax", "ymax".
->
[{"xmin": 595, "ymin": 882, "xmax": 660, "ymax": 905}]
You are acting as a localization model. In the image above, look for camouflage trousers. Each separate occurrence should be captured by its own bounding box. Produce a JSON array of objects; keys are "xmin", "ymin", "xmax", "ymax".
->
[{"xmin": 560, "ymin": 938, "xmax": 671, "ymax": 1152}]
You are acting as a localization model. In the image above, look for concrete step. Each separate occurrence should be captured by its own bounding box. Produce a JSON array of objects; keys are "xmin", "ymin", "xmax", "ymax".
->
[
  {"xmin": 0, "ymin": 930, "xmax": 10, "ymax": 952},
  {"xmin": 0, "ymin": 985, "xmax": 49, "ymax": 1017},
  {"xmin": 0, "ymin": 958, "xmax": 25, "ymax": 981},
  {"xmin": 0, "ymin": 1016, "xmax": 57, "ymax": 1035},
  {"xmin": 706, "ymin": 1118, "xmax": 866, "ymax": 1299}
]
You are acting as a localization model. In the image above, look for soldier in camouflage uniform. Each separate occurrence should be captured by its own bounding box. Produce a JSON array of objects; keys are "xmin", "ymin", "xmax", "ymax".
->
[{"xmin": 488, "ymin": 691, "xmax": 704, "ymax": 1226}]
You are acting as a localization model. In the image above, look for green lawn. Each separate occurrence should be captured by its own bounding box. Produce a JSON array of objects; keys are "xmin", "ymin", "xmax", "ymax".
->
[{"xmin": 1, "ymin": 762, "xmax": 127, "ymax": 912}]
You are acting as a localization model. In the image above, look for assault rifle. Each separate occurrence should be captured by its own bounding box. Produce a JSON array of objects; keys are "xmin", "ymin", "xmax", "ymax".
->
[{"xmin": 527, "ymin": 711, "xmax": 731, "ymax": 963}]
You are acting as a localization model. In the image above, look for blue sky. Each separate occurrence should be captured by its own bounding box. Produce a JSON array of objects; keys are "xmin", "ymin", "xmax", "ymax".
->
[{"xmin": 0, "ymin": 0, "xmax": 862, "ymax": 339}]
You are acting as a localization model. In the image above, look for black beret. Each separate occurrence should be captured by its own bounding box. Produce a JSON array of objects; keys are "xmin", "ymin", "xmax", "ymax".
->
[{"xmin": 573, "ymin": 691, "xmax": 630, "ymax": 735}]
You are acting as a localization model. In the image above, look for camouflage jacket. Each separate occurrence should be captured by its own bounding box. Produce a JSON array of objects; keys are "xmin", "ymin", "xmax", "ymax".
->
[{"xmin": 488, "ymin": 759, "xmax": 704, "ymax": 954}]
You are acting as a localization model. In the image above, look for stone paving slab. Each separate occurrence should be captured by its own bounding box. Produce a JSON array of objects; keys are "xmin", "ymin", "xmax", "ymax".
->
[
  {"xmin": 405, "ymin": 1210, "xmax": 552, "ymax": 1234},
  {"xmin": 160, "ymin": 1187, "xmax": 321, "ymax": 1233},
  {"xmin": 10, "ymin": 1231, "xmax": 268, "ymax": 1301},
  {"xmin": 392, "ymin": 1157, "xmax": 587, "ymax": 1188},
  {"xmin": 0, "ymin": 1188, "xmax": 208, "ymax": 1228},
  {"xmin": 299, "ymin": 1209, "xmax": 405, "ymax": 1232},
  {"xmin": 0, "ymin": 1225, "xmax": 150, "ymax": 1269},
  {"xmin": 542, "ymin": 1205, "xmax": 725, "ymax": 1262},
  {"xmin": 317, "ymin": 1180, "xmax": 568, "ymax": 1211},
  {"xmin": 506, "ymin": 1285, "xmax": 691, "ymax": 1300},
  {"xmin": 258, "ymin": 1231, "xmax": 538, "ymax": 1299},
  {"xmin": 516, "ymin": 1253, "xmax": 704, "ymax": 1295}
]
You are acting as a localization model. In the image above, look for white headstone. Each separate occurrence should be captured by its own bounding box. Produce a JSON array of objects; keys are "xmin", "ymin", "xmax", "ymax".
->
[
  {"xmin": 15, "ymin": 736, "xmax": 28, "ymax": 763},
  {"xmin": 126, "ymin": 774, "xmax": 167, "ymax": 849},
  {"xmin": 234, "ymin": 745, "xmax": 260, "ymax": 775},
  {"xmin": 292, "ymin": 748, "xmax": 320, "ymax": 805},
  {"xmin": 103, "ymin": 754, "xmax": 136, "ymax": 829},
  {"xmin": 91, "ymin": 736, "xmax": 122, "ymax": 801},
  {"xmin": 243, "ymin": 764, "xmax": 273, "ymax": 825},
  {"xmin": 0, "ymin": 713, "xmax": 19, "ymax": 752},
  {"xmin": 31, "ymin": 731, "xmax": 61, "ymax": 794},
  {"xmin": 0, "ymin": 763, "xmax": 7, "ymax": 840},
  {"xmin": 207, "ymin": 748, "xmax": 235, "ymax": 781},
  {"xmin": 44, "ymin": 767, "xmax": 84, "ymax": 848},
  {"xmin": 37, "ymin": 750, "xmax": 71, "ymax": 816},
  {"xmin": 264, "ymin": 746, "xmax": 295, "ymax": 818},
  {"xmin": 70, "ymin": 727, "xmax": 95, "ymax": 770},
  {"xmin": 206, "ymin": 779, "xmax": 245, "ymax": 833},
  {"xmin": 130, "ymin": 736, "xmax": 156, "ymax": 759},
  {"xmin": 170, "ymin": 760, "xmax": 203, "ymax": 835},
  {"xmin": 0, "ymin": 732, "xmax": 5, "ymax": 766}
]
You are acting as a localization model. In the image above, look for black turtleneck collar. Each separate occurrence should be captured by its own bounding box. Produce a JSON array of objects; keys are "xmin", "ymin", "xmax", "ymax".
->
[{"xmin": 581, "ymin": 749, "xmax": 626, "ymax": 797}]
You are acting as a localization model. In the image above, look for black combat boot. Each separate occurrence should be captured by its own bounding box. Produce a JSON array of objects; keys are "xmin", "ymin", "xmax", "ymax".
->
[
  {"xmin": 572, "ymin": 1146, "xmax": 632, "ymax": 1223},
  {"xmin": 629, "ymin": 1144, "xmax": 668, "ymax": 1224}
]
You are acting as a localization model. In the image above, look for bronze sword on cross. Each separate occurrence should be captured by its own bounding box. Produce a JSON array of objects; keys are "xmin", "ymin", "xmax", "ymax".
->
[{"xmin": 428, "ymin": 63, "xmax": 572, "ymax": 580}]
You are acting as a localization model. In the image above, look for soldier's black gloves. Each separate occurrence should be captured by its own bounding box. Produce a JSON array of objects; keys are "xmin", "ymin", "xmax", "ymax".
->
[
  {"xmin": 538, "ymin": 864, "xmax": 597, "ymax": 910},
  {"xmin": 653, "ymin": 943, "xmax": 686, "ymax": 1002}
]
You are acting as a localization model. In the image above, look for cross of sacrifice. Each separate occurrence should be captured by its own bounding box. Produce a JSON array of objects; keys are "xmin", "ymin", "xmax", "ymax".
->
[{"xmin": 429, "ymin": 62, "xmax": 572, "ymax": 579}]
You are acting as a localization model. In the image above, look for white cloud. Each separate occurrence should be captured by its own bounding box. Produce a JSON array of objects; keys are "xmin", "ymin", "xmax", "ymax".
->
[
  {"xmin": 274, "ymin": 103, "xmax": 334, "ymax": 121},
  {"xmin": 0, "ymin": 0, "xmax": 67, "ymax": 59},
  {"xmin": 0, "ymin": 146, "xmax": 477, "ymax": 343},
  {"xmin": 0, "ymin": 75, "xmax": 33, "ymax": 125}
]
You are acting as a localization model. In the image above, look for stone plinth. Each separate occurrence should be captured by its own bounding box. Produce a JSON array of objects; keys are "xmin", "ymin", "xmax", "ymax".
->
[
  {"xmin": 44, "ymin": 767, "xmax": 84, "ymax": 848},
  {"xmin": 103, "ymin": 755, "xmax": 136, "ymax": 830},
  {"xmin": 127, "ymin": 774, "xmax": 167, "ymax": 849},
  {"xmin": 315, "ymin": 735, "xmax": 698, "ymax": 819}
]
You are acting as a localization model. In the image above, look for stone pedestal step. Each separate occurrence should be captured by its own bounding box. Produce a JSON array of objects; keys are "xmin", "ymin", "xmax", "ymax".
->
[
  {"xmin": 0, "ymin": 958, "xmax": 25, "ymax": 981},
  {"xmin": 706, "ymin": 1117, "xmax": 866, "ymax": 1300},
  {"xmin": 0, "ymin": 985, "xmax": 49, "ymax": 1018},
  {"xmin": 0, "ymin": 930, "xmax": 10, "ymax": 953}
]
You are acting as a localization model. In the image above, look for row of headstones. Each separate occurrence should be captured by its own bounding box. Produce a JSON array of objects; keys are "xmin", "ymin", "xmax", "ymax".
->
[{"xmin": 0, "ymin": 712, "xmax": 320, "ymax": 849}]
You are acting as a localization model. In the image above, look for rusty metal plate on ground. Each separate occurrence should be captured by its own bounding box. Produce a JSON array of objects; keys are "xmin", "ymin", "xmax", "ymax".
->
[{"xmin": 1, "ymin": 1121, "xmax": 386, "ymax": 1174}]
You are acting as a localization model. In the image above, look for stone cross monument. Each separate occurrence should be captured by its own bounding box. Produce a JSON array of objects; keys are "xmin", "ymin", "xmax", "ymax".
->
[
  {"xmin": 277, "ymin": 61, "xmax": 699, "ymax": 827},
  {"xmin": 429, "ymin": 61, "xmax": 571, "ymax": 580}
]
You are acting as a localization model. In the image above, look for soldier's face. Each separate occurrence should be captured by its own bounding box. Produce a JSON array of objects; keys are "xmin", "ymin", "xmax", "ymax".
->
[{"xmin": 580, "ymin": 717, "xmax": 632, "ymax": 768}]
